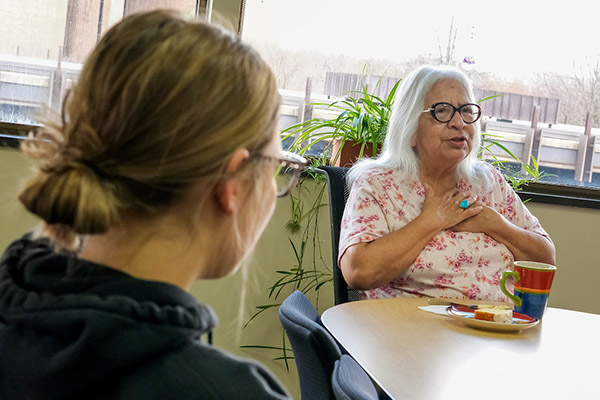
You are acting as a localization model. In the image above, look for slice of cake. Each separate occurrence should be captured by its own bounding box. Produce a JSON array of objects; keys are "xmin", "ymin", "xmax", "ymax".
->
[{"xmin": 473, "ymin": 305, "xmax": 513, "ymax": 324}]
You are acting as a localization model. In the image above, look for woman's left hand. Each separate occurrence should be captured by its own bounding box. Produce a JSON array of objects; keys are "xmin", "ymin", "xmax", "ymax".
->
[
  {"xmin": 451, "ymin": 201, "xmax": 501, "ymax": 235},
  {"xmin": 451, "ymin": 200, "xmax": 556, "ymax": 265}
]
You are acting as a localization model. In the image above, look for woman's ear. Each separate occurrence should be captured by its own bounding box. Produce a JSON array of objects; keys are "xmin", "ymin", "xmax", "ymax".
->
[{"xmin": 214, "ymin": 148, "xmax": 250, "ymax": 214}]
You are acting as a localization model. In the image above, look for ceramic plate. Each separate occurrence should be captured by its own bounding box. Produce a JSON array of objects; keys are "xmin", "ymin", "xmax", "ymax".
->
[{"xmin": 446, "ymin": 304, "xmax": 539, "ymax": 333}]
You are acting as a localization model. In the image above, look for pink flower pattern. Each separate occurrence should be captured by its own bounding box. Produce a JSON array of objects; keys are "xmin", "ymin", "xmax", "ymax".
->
[{"xmin": 339, "ymin": 165, "xmax": 550, "ymax": 302}]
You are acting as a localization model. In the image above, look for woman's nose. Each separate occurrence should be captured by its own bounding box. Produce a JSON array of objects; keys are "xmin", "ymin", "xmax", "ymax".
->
[{"xmin": 448, "ymin": 110, "xmax": 466, "ymax": 129}]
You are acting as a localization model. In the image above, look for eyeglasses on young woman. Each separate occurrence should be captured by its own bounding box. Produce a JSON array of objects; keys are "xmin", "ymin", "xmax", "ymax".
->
[
  {"xmin": 255, "ymin": 151, "xmax": 308, "ymax": 197},
  {"xmin": 422, "ymin": 102, "xmax": 482, "ymax": 124}
]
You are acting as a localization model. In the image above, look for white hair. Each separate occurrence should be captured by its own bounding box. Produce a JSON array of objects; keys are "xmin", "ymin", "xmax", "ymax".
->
[{"xmin": 347, "ymin": 65, "xmax": 492, "ymax": 191}]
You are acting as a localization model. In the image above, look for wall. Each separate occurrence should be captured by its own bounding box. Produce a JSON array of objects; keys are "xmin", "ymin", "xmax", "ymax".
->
[
  {"xmin": 0, "ymin": 148, "xmax": 39, "ymax": 246},
  {"xmin": 525, "ymin": 202, "xmax": 600, "ymax": 314},
  {"xmin": 1, "ymin": 146, "xmax": 599, "ymax": 397}
]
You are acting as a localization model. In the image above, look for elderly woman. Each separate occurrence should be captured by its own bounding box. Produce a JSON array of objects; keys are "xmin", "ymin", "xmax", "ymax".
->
[
  {"xmin": 0, "ymin": 10, "xmax": 305, "ymax": 399},
  {"xmin": 338, "ymin": 65, "xmax": 555, "ymax": 301}
]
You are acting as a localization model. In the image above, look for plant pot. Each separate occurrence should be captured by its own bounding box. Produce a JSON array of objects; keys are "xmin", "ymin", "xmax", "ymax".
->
[{"xmin": 330, "ymin": 139, "xmax": 377, "ymax": 167}]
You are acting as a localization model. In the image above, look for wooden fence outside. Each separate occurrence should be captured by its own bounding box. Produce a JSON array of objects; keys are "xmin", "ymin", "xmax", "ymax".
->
[{"xmin": 323, "ymin": 72, "xmax": 560, "ymax": 124}]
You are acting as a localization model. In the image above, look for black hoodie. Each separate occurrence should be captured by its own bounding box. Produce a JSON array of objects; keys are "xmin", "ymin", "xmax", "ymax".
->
[{"xmin": 0, "ymin": 235, "xmax": 291, "ymax": 400}]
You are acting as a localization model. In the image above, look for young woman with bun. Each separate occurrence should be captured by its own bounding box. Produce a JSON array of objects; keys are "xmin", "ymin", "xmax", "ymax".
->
[{"xmin": 0, "ymin": 10, "xmax": 305, "ymax": 399}]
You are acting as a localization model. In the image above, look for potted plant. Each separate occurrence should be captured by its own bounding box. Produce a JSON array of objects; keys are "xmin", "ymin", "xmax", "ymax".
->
[{"xmin": 282, "ymin": 79, "xmax": 401, "ymax": 167}]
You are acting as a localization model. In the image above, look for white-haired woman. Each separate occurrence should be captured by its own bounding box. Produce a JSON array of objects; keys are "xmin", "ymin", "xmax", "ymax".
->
[{"xmin": 338, "ymin": 65, "xmax": 555, "ymax": 300}]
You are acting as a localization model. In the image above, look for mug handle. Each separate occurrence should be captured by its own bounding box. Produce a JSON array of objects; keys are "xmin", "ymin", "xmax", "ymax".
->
[{"xmin": 500, "ymin": 270, "xmax": 522, "ymax": 307}]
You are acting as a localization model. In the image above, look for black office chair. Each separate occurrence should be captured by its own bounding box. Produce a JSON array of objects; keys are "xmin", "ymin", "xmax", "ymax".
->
[
  {"xmin": 279, "ymin": 290, "xmax": 343, "ymax": 400},
  {"xmin": 317, "ymin": 166, "xmax": 360, "ymax": 305},
  {"xmin": 332, "ymin": 354, "xmax": 380, "ymax": 400}
]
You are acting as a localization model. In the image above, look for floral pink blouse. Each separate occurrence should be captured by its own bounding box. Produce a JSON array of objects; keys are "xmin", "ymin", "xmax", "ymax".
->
[{"xmin": 339, "ymin": 164, "xmax": 550, "ymax": 301}]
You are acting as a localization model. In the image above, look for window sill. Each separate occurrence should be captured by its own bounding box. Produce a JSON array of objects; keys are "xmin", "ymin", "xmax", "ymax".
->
[
  {"xmin": 0, "ymin": 122, "xmax": 36, "ymax": 148},
  {"xmin": 518, "ymin": 181, "xmax": 600, "ymax": 210}
]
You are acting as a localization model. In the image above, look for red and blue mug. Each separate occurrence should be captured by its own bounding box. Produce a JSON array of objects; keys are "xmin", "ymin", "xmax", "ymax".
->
[{"xmin": 500, "ymin": 261, "xmax": 557, "ymax": 320}]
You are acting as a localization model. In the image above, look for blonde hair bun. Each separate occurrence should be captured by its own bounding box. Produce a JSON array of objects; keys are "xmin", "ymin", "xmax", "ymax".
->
[{"xmin": 19, "ymin": 160, "xmax": 119, "ymax": 236}]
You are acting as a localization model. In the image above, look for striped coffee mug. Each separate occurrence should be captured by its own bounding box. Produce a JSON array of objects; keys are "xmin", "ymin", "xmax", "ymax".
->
[{"xmin": 500, "ymin": 261, "xmax": 557, "ymax": 320}]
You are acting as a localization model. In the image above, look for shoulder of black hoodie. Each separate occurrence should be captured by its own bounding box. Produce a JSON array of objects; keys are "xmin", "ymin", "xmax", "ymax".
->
[{"xmin": 92, "ymin": 340, "xmax": 292, "ymax": 400}]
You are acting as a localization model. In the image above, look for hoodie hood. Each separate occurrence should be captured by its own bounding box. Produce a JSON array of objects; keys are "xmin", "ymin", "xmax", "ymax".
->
[{"xmin": 0, "ymin": 234, "xmax": 217, "ymax": 399}]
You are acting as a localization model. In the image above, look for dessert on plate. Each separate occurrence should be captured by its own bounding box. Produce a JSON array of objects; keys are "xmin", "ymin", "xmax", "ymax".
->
[{"xmin": 473, "ymin": 305, "xmax": 513, "ymax": 323}]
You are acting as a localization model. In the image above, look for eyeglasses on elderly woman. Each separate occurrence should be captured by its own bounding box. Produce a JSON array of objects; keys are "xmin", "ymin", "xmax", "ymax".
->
[
  {"xmin": 422, "ymin": 102, "xmax": 482, "ymax": 124},
  {"xmin": 255, "ymin": 150, "xmax": 308, "ymax": 197}
]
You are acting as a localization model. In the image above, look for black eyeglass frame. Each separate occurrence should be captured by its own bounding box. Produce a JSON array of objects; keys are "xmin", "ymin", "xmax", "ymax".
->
[{"xmin": 422, "ymin": 102, "xmax": 482, "ymax": 124}]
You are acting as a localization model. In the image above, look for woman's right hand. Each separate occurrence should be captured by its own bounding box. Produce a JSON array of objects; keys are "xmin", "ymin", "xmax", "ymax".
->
[{"xmin": 418, "ymin": 183, "xmax": 482, "ymax": 231}]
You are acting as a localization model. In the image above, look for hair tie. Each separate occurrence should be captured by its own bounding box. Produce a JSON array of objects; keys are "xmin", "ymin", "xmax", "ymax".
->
[{"xmin": 81, "ymin": 159, "xmax": 108, "ymax": 179}]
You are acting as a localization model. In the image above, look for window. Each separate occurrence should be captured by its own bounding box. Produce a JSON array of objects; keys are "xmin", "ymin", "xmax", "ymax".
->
[
  {"xmin": 3, "ymin": 0, "xmax": 600, "ymax": 200},
  {"xmin": 0, "ymin": 1, "xmax": 200, "ymax": 126},
  {"xmin": 242, "ymin": 0, "xmax": 600, "ymax": 195}
]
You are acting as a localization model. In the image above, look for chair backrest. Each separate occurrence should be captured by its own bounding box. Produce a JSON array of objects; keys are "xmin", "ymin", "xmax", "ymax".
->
[
  {"xmin": 317, "ymin": 166, "xmax": 360, "ymax": 304},
  {"xmin": 279, "ymin": 290, "xmax": 343, "ymax": 400},
  {"xmin": 332, "ymin": 355, "xmax": 379, "ymax": 400}
]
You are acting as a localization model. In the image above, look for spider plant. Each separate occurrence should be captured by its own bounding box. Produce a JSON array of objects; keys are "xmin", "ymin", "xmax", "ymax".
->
[
  {"xmin": 480, "ymin": 131, "xmax": 551, "ymax": 191},
  {"xmin": 282, "ymin": 78, "xmax": 402, "ymax": 165}
]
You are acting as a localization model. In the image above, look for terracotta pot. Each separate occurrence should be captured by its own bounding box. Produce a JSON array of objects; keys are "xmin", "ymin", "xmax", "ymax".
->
[{"xmin": 330, "ymin": 139, "xmax": 378, "ymax": 167}]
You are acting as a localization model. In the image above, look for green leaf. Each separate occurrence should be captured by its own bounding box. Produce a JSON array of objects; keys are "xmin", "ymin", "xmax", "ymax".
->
[
  {"xmin": 243, "ymin": 303, "xmax": 281, "ymax": 328},
  {"xmin": 477, "ymin": 94, "xmax": 503, "ymax": 103},
  {"xmin": 482, "ymin": 138, "xmax": 519, "ymax": 161}
]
